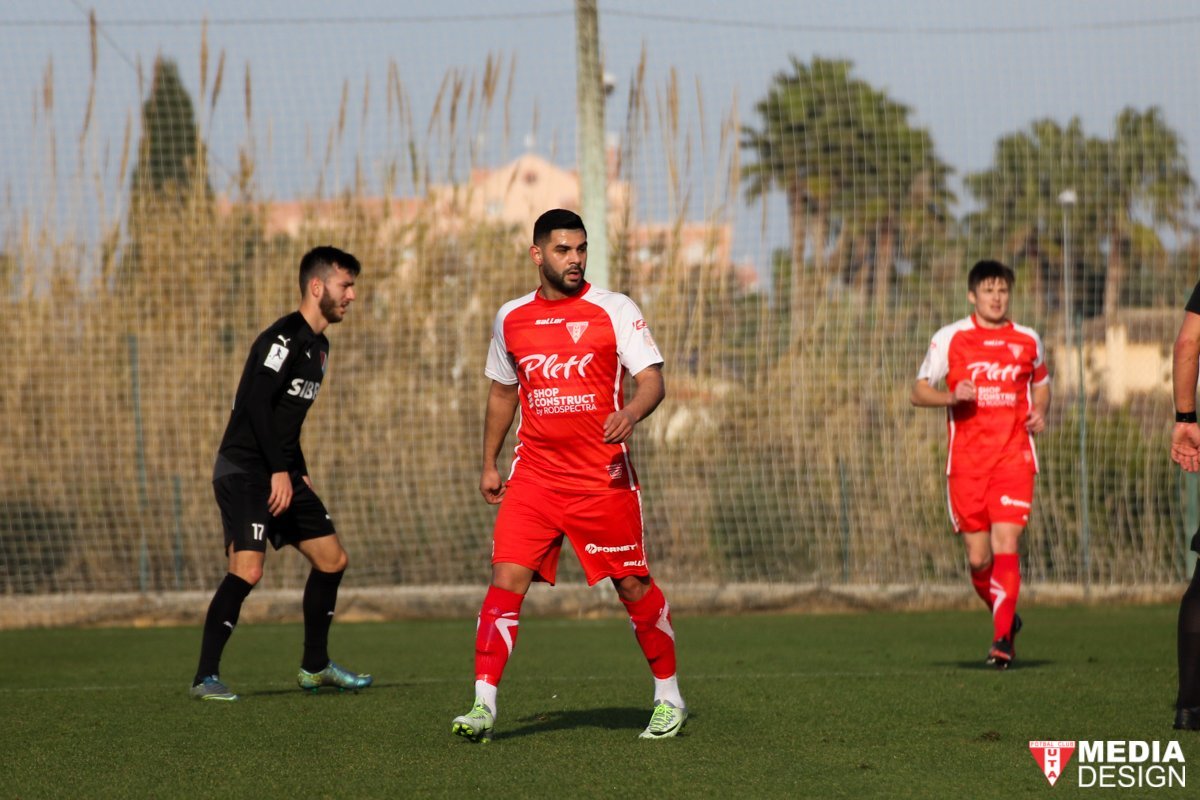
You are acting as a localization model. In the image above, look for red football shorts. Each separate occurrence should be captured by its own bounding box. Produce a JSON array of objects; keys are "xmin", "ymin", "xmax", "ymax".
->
[
  {"xmin": 946, "ymin": 469, "xmax": 1035, "ymax": 533},
  {"xmin": 491, "ymin": 479, "xmax": 649, "ymax": 586}
]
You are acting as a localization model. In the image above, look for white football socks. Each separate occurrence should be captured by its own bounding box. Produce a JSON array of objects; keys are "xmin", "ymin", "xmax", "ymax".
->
[
  {"xmin": 475, "ymin": 679, "xmax": 498, "ymax": 716},
  {"xmin": 654, "ymin": 675, "xmax": 685, "ymax": 708}
]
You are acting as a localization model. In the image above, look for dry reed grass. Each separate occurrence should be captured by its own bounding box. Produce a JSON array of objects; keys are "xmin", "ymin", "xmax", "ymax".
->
[{"xmin": 0, "ymin": 37, "xmax": 1187, "ymax": 595}]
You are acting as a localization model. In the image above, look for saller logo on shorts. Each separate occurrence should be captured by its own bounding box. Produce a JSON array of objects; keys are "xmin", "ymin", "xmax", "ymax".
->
[
  {"xmin": 518, "ymin": 353, "xmax": 594, "ymax": 380},
  {"xmin": 584, "ymin": 543, "xmax": 638, "ymax": 554}
]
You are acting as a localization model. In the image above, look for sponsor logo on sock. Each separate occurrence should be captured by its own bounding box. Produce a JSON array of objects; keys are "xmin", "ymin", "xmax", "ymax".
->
[
  {"xmin": 223, "ymin": 621, "xmax": 235, "ymax": 630},
  {"xmin": 656, "ymin": 601, "xmax": 676, "ymax": 641},
  {"xmin": 495, "ymin": 614, "xmax": 519, "ymax": 655},
  {"xmin": 1029, "ymin": 740, "xmax": 1186, "ymax": 788}
]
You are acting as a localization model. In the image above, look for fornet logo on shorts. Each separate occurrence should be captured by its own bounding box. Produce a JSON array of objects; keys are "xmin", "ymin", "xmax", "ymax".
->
[
  {"xmin": 584, "ymin": 543, "xmax": 638, "ymax": 555},
  {"xmin": 1000, "ymin": 495, "xmax": 1031, "ymax": 509},
  {"xmin": 518, "ymin": 352, "xmax": 594, "ymax": 380}
]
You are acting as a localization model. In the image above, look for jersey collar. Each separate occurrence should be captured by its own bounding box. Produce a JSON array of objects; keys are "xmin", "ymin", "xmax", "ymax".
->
[
  {"xmin": 535, "ymin": 281, "xmax": 592, "ymax": 305},
  {"xmin": 970, "ymin": 313, "xmax": 1012, "ymax": 331}
]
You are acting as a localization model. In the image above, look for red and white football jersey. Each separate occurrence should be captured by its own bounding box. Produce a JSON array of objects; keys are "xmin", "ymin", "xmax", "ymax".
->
[
  {"xmin": 917, "ymin": 314, "xmax": 1049, "ymax": 476},
  {"xmin": 485, "ymin": 282, "xmax": 663, "ymax": 492}
]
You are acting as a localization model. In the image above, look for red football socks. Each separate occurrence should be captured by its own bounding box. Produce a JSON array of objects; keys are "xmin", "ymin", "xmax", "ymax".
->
[
  {"xmin": 970, "ymin": 561, "xmax": 995, "ymax": 609},
  {"xmin": 474, "ymin": 585, "xmax": 525, "ymax": 686},
  {"xmin": 991, "ymin": 553, "xmax": 1021, "ymax": 642},
  {"xmin": 622, "ymin": 581, "xmax": 678, "ymax": 679}
]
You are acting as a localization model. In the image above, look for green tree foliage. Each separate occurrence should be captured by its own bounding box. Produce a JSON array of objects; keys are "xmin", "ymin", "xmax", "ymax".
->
[
  {"xmin": 964, "ymin": 108, "xmax": 1194, "ymax": 321},
  {"xmin": 130, "ymin": 57, "xmax": 211, "ymax": 206},
  {"xmin": 119, "ymin": 57, "xmax": 219, "ymax": 293},
  {"xmin": 740, "ymin": 57, "xmax": 953, "ymax": 326}
]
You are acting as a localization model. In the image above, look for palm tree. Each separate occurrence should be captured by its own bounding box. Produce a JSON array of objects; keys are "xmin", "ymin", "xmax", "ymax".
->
[
  {"xmin": 741, "ymin": 57, "xmax": 952, "ymax": 323},
  {"xmin": 964, "ymin": 109, "xmax": 1194, "ymax": 322},
  {"xmin": 1102, "ymin": 107, "xmax": 1194, "ymax": 318}
]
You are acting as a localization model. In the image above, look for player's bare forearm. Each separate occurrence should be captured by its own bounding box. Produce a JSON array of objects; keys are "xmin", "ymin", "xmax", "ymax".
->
[
  {"xmin": 481, "ymin": 381, "xmax": 519, "ymax": 468},
  {"xmin": 604, "ymin": 365, "xmax": 664, "ymax": 444},
  {"xmin": 1026, "ymin": 383, "xmax": 1051, "ymax": 434},
  {"xmin": 1171, "ymin": 312, "xmax": 1200, "ymax": 471},
  {"xmin": 480, "ymin": 381, "xmax": 518, "ymax": 502},
  {"xmin": 1173, "ymin": 312, "xmax": 1200, "ymax": 414},
  {"xmin": 910, "ymin": 378, "xmax": 969, "ymax": 408},
  {"xmin": 625, "ymin": 365, "xmax": 665, "ymax": 422}
]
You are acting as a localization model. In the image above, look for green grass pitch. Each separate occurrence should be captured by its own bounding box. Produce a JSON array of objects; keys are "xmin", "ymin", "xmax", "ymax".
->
[{"xmin": 2, "ymin": 605, "xmax": 1196, "ymax": 798}]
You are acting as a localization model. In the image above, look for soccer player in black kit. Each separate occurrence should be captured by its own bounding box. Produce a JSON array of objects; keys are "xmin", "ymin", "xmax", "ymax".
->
[
  {"xmin": 1168, "ymin": 280, "xmax": 1200, "ymax": 730},
  {"xmin": 190, "ymin": 246, "xmax": 371, "ymax": 701}
]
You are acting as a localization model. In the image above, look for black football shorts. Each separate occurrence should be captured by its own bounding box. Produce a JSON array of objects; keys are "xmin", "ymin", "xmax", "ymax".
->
[{"xmin": 213, "ymin": 472, "xmax": 336, "ymax": 552}]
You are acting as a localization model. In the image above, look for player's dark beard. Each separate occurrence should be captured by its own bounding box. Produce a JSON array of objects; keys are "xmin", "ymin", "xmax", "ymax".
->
[
  {"xmin": 319, "ymin": 291, "xmax": 342, "ymax": 323},
  {"xmin": 542, "ymin": 263, "xmax": 584, "ymax": 296}
]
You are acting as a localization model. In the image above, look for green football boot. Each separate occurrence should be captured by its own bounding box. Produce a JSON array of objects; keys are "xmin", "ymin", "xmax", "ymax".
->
[
  {"xmin": 297, "ymin": 661, "xmax": 373, "ymax": 693},
  {"xmin": 451, "ymin": 699, "xmax": 495, "ymax": 743},
  {"xmin": 190, "ymin": 675, "xmax": 238, "ymax": 702},
  {"xmin": 638, "ymin": 700, "xmax": 688, "ymax": 739}
]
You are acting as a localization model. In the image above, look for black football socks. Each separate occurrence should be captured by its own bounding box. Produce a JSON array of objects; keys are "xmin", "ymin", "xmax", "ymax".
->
[
  {"xmin": 194, "ymin": 573, "xmax": 254, "ymax": 685},
  {"xmin": 301, "ymin": 568, "xmax": 345, "ymax": 673}
]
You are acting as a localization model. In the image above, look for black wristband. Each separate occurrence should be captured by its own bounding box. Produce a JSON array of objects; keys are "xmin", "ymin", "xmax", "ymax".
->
[{"xmin": 1177, "ymin": 411, "xmax": 1198, "ymax": 424}]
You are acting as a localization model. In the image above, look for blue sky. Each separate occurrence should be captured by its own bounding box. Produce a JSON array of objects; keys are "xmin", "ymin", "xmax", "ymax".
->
[{"xmin": 3, "ymin": 0, "xmax": 1199, "ymax": 266}]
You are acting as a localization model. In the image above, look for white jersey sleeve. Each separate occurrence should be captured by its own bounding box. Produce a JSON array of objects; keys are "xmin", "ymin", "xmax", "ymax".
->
[
  {"xmin": 484, "ymin": 303, "xmax": 519, "ymax": 385},
  {"xmin": 1014, "ymin": 323, "xmax": 1051, "ymax": 386},
  {"xmin": 916, "ymin": 321, "xmax": 962, "ymax": 386},
  {"xmin": 610, "ymin": 294, "xmax": 664, "ymax": 375}
]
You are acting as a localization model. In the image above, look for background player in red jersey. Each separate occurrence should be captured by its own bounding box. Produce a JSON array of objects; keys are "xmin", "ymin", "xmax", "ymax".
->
[
  {"xmin": 451, "ymin": 209, "xmax": 686, "ymax": 742},
  {"xmin": 1167, "ymin": 281, "xmax": 1200, "ymax": 730},
  {"xmin": 911, "ymin": 260, "xmax": 1051, "ymax": 669}
]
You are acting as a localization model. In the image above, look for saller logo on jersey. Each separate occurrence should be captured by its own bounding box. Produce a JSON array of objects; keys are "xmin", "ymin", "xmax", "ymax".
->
[
  {"xmin": 518, "ymin": 353, "xmax": 594, "ymax": 380},
  {"xmin": 967, "ymin": 360, "xmax": 1021, "ymax": 382}
]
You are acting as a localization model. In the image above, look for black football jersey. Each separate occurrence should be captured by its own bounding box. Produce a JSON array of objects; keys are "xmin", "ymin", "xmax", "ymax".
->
[{"xmin": 214, "ymin": 312, "xmax": 330, "ymax": 478}]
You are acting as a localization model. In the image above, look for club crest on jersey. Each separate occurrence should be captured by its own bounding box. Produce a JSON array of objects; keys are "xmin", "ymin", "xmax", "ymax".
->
[
  {"xmin": 1008, "ymin": 343, "xmax": 1024, "ymax": 359},
  {"xmin": 320, "ymin": 351, "xmax": 327, "ymax": 374},
  {"xmin": 566, "ymin": 321, "xmax": 588, "ymax": 343}
]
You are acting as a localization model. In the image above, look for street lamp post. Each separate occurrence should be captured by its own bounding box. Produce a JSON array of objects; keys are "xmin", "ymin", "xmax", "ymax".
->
[{"xmin": 1058, "ymin": 189, "xmax": 1090, "ymax": 594}]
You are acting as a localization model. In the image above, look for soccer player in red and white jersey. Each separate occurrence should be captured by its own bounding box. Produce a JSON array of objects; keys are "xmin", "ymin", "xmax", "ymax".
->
[
  {"xmin": 450, "ymin": 209, "xmax": 686, "ymax": 742},
  {"xmin": 911, "ymin": 260, "xmax": 1051, "ymax": 669}
]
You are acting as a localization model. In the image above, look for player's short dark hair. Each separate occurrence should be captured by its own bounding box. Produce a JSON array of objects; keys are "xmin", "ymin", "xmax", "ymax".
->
[
  {"xmin": 298, "ymin": 246, "xmax": 361, "ymax": 295},
  {"xmin": 968, "ymin": 259, "xmax": 1015, "ymax": 292},
  {"xmin": 533, "ymin": 209, "xmax": 586, "ymax": 246}
]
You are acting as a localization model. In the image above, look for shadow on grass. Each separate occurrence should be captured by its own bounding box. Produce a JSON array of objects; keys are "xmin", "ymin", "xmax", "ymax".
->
[
  {"xmin": 497, "ymin": 706, "xmax": 683, "ymax": 740},
  {"xmin": 934, "ymin": 659, "xmax": 1053, "ymax": 670},
  {"xmin": 237, "ymin": 681, "xmax": 407, "ymax": 699}
]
